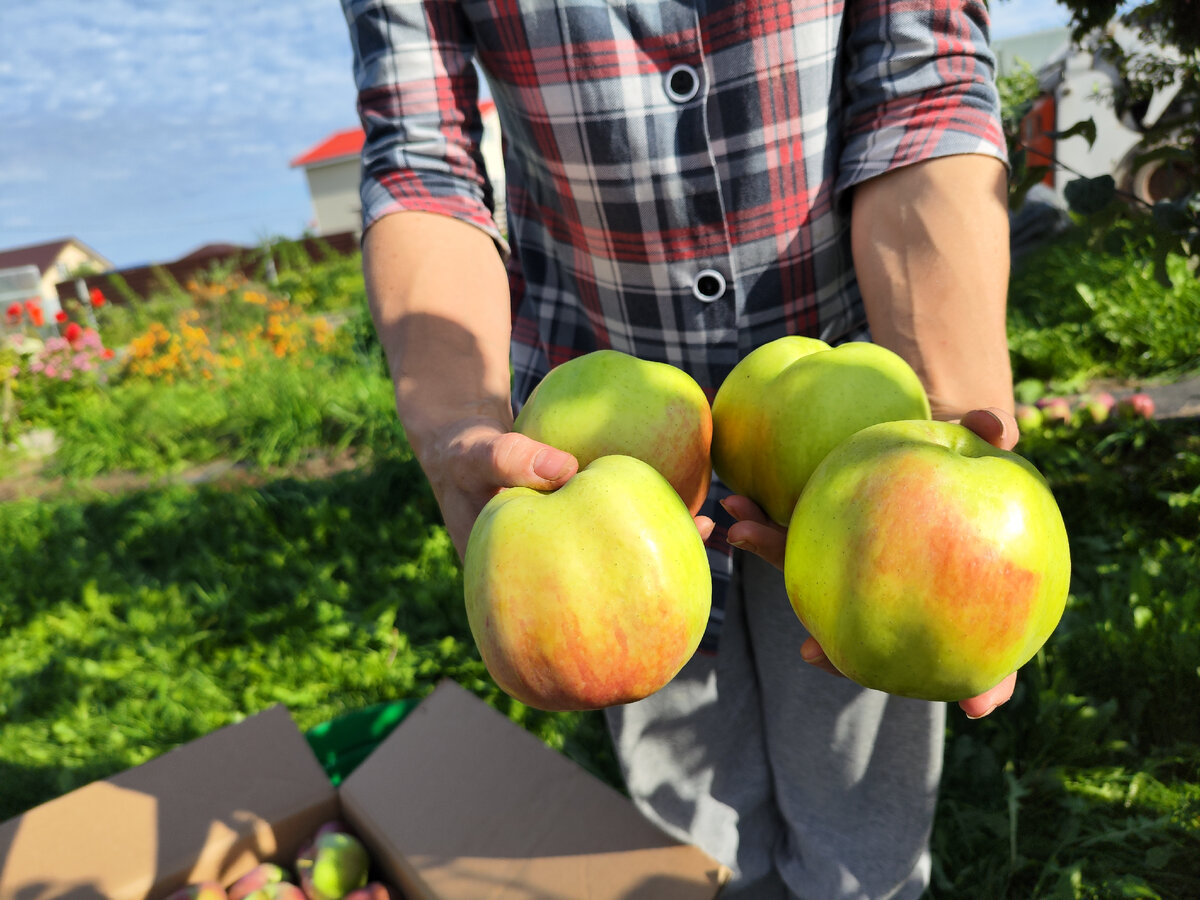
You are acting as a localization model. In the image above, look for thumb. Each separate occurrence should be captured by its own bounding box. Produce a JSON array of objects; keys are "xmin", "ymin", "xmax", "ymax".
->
[{"xmin": 484, "ymin": 431, "xmax": 579, "ymax": 491}]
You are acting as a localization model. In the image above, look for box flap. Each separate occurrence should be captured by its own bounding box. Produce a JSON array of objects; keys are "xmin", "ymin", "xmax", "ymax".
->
[
  {"xmin": 0, "ymin": 705, "xmax": 340, "ymax": 900},
  {"xmin": 339, "ymin": 680, "xmax": 727, "ymax": 900}
]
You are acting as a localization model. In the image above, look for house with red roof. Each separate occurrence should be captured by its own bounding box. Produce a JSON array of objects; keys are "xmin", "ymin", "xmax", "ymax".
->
[{"xmin": 290, "ymin": 99, "xmax": 505, "ymax": 236}]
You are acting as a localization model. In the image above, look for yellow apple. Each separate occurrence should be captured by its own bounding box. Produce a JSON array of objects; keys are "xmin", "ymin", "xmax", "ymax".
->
[
  {"xmin": 464, "ymin": 455, "xmax": 711, "ymax": 711},
  {"xmin": 513, "ymin": 349, "xmax": 712, "ymax": 514},
  {"xmin": 784, "ymin": 420, "xmax": 1071, "ymax": 701},
  {"xmin": 711, "ymin": 336, "xmax": 930, "ymax": 525}
]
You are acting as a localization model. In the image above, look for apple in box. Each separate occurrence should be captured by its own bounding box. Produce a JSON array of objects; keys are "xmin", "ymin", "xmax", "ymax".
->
[
  {"xmin": 784, "ymin": 420, "xmax": 1071, "ymax": 701},
  {"xmin": 464, "ymin": 455, "xmax": 711, "ymax": 711},
  {"xmin": 514, "ymin": 349, "xmax": 713, "ymax": 514},
  {"xmin": 711, "ymin": 336, "xmax": 930, "ymax": 526}
]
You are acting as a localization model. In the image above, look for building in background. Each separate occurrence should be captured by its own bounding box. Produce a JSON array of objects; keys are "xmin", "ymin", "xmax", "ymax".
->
[
  {"xmin": 290, "ymin": 99, "xmax": 506, "ymax": 237},
  {"xmin": 996, "ymin": 25, "xmax": 1194, "ymax": 208},
  {"xmin": 0, "ymin": 238, "xmax": 113, "ymax": 319}
]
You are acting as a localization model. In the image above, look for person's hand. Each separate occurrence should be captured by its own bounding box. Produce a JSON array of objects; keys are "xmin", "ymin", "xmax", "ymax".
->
[
  {"xmin": 417, "ymin": 417, "xmax": 579, "ymax": 559},
  {"xmin": 418, "ymin": 418, "xmax": 717, "ymax": 559},
  {"xmin": 721, "ymin": 406, "xmax": 1020, "ymax": 718}
]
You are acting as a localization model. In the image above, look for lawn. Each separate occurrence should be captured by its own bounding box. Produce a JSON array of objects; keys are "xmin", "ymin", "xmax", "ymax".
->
[{"xmin": 2, "ymin": 233, "xmax": 1198, "ymax": 898}]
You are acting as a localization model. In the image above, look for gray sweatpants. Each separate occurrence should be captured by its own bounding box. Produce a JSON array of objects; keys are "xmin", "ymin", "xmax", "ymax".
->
[{"xmin": 605, "ymin": 553, "xmax": 945, "ymax": 900}]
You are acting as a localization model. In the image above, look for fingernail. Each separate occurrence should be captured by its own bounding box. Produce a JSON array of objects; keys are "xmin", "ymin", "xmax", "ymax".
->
[
  {"xmin": 983, "ymin": 408, "xmax": 1008, "ymax": 438},
  {"xmin": 728, "ymin": 539, "xmax": 756, "ymax": 554},
  {"xmin": 800, "ymin": 646, "xmax": 826, "ymax": 664},
  {"xmin": 719, "ymin": 498, "xmax": 733, "ymax": 515},
  {"xmin": 533, "ymin": 449, "xmax": 570, "ymax": 481},
  {"xmin": 966, "ymin": 703, "xmax": 998, "ymax": 721}
]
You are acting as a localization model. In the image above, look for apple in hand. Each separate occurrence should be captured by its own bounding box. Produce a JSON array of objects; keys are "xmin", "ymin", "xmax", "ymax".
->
[
  {"xmin": 464, "ymin": 455, "xmax": 712, "ymax": 711},
  {"xmin": 711, "ymin": 336, "xmax": 930, "ymax": 526},
  {"xmin": 784, "ymin": 420, "xmax": 1071, "ymax": 702},
  {"xmin": 513, "ymin": 349, "xmax": 713, "ymax": 514}
]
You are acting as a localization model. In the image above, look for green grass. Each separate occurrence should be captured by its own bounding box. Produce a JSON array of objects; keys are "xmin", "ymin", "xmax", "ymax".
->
[
  {"xmin": 929, "ymin": 418, "xmax": 1200, "ymax": 898},
  {"xmin": 0, "ymin": 451, "xmax": 620, "ymax": 820},
  {"xmin": 1008, "ymin": 231, "xmax": 1200, "ymax": 391}
]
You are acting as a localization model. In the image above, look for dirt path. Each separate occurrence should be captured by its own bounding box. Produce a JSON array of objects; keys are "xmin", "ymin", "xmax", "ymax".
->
[{"xmin": 0, "ymin": 448, "xmax": 369, "ymax": 503}]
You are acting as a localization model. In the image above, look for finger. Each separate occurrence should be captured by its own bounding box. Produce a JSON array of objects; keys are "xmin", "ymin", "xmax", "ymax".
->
[
  {"xmin": 800, "ymin": 636, "xmax": 845, "ymax": 678},
  {"xmin": 721, "ymin": 495, "xmax": 788, "ymax": 570},
  {"xmin": 480, "ymin": 431, "xmax": 579, "ymax": 492},
  {"xmin": 960, "ymin": 407, "xmax": 1019, "ymax": 451},
  {"xmin": 959, "ymin": 671, "xmax": 1017, "ymax": 719},
  {"xmin": 694, "ymin": 515, "xmax": 716, "ymax": 542}
]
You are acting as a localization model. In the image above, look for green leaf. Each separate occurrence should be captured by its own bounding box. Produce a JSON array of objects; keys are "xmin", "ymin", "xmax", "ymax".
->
[
  {"xmin": 1064, "ymin": 175, "xmax": 1117, "ymax": 215},
  {"xmin": 1053, "ymin": 117, "xmax": 1098, "ymax": 149}
]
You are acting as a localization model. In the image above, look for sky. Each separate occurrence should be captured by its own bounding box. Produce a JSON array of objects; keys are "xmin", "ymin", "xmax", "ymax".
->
[{"xmin": 0, "ymin": 0, "xmax": 1075, "ymax": 271}]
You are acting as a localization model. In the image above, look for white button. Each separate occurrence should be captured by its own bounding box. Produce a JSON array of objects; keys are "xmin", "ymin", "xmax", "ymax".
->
[
  {"xmin": 692, "ymin": 269, "xmax": 726, "ymax": 302},
  {"xmin": 666, "ymin": 64, "xmax": 700, "ymax": 103}
]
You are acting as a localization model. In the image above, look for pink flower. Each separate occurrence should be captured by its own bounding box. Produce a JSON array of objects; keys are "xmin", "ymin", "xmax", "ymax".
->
[{"xmin": 43, "ymin": 365, "xmax": 57, "ymax": 378}]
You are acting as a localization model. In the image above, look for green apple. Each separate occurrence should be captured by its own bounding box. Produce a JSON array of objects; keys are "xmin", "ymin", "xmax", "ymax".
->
[
  {"xmin": 784, "ymin": 420, "xmax": 1071, "ymax": 701},
  {"xmin": 297, "ymin": 832, "xmax": 369, "ymax": 900},
  {"xmin": 464, "ymin": 455, "xmax": 712, "ymax": 711},
  {"xmin": 711, "ymin": 336, "xmax": 931, "ymax": 525},
  {"xmin": 513, "ymin": 349, "xmax": 713, "ymax": 514}
]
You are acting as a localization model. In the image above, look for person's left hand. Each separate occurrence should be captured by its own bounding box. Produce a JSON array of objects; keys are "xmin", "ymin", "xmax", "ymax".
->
[{"xmin": 720, "ymin": 407, "xmax": 1020, "ymax": 719}]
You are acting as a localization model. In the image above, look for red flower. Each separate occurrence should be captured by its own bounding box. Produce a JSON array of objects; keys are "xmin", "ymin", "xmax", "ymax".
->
[
  {"xmin": 5, "ymin": 302, "xmax": 19, "ymax": 321},
  {"xmin": 64, "ymin": 322, "xmax": 83, "ymax": 345},
  {"xmin": 101, "ymin": 348, "xmax": 115, "ymax": 361},
  {"xmin": 55, "ymin": 311, "xmax": 69, "ymax": 323},
  {"xmin": 28, "ymin": 305, "xmax": 44, "ymax": 327},
  {"xmin": 23, "ymin": 298, "xmax": 40, "ymax": 313},
  {"xmin": 89, "ymin": 288, "xmax": 106, "ymax": 309}
]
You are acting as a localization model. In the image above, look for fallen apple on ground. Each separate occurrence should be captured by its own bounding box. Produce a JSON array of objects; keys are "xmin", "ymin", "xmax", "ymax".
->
[
  {"xmin": 464, "ymin": 454, "xmax": 712, "ymax": 711},
  {"xmin": 513, "ymin": 349, "xmax": 713, "ymax": 514},
  {"xmin": 784, "ymin": 420, "xmax": 1071, "ymax": 702},
  {"xmin": 1118, "ymin": 392, "xmax": 1156, "ymax": 420},
  {"xmin": 711, "ymin": 336, "xmax": 931, "ymax": 525}
]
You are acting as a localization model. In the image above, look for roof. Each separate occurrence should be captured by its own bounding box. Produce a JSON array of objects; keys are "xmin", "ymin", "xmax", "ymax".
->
[
  {"xmin": 290, "ymin": 100, "xmax": 498, "ymax": 168},
  {"xmin": 0, "ymin": 237, "xmax": 113, "ymax": 276},
  {"xmin": 0, "ymin": 238, "xmax": 75, "ymax": 275},
  {"xmin": 176, "ymin": 242, "xmax": 249, "ymax": 263}
]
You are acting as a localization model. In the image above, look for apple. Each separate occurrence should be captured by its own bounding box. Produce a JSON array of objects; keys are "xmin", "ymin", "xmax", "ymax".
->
[
  {"xmin": 295, "ymin": 832, "xmax": 370, "ymax": 900},
  {"xmin": 343, "ymin": 885, "xmax": 398, "ymax": 900},
  {"xmin": 464, "ymin": 455, "xmax": 712, "ymax": 711},
  {"xmin": 1014, "ymin": 404, "xmax": 1043, "ymax": 433},
  {"xmin": 1118, "ymin": 392, "xmax": 1155, "ymax": 420},
  {"xmin": 711, "ymin": 336, "xmax": 931, "ymax": 525},
  {"xmin": 784, "ymin": 420, "xmax": 1071, "ymax": 702},
  {"xmin": 242, "ymin": 884, "xmax": 305, "ymax": 900},
  {"xmin": 228, "ymin": 864, "xmax": 288, "ymax": 900},
  {"xmin": 1078, "ymin": 391, "xmax": 1116, "ymax": 425},
  {"xmin": 513, "ymin": 349, "xmax": 712, "ymax": 514},
  {"xmin": 1038, "ymin": 397, "xmax": 1072, "ymax": 427}
]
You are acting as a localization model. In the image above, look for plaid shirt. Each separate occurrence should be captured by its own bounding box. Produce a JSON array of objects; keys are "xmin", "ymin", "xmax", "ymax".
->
[{"xmin": 344, "ymin": 0, "xmax": 1006, "ymax": 650}]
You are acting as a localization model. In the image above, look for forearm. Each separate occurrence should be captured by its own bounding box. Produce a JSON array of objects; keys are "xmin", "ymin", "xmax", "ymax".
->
[
  {"xmin": 851, "ymin": 154, "xmax": 1013, "ymax": 420},
  {"xmin": 362, "ymin": 211, "xmax": 514, "ymax": 455}
]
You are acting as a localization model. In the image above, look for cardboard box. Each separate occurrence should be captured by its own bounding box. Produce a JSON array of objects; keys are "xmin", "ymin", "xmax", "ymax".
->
[{"xmin": 0, "ymin": 680, "xmax": 728, "ymax": 899}]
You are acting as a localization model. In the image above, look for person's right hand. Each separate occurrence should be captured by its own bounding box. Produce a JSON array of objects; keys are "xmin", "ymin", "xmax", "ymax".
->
[{"xmin": 419, "ymin": 418, "xmax": 579, "ymax": 559}]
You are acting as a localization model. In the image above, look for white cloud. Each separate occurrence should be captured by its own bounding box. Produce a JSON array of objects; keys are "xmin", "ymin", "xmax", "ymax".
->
[{"xmin": 0, "ymin": 0, "xmax": 359, "ymax": 265}]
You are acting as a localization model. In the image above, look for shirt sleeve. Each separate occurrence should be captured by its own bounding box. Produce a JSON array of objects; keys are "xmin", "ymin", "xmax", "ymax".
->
[
  {"xmin": 836, "ymin": 0, "xmax": 1008, "ymax": 198},
  {"xmin": 341, "ymin": 0, "xmax": 507, "ymax": 252}
]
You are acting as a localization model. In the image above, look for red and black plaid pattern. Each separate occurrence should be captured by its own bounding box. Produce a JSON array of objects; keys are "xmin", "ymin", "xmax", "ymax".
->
[{"xmin": 343, "ymin": 0, "xmax": 1006, "ymax": 650}]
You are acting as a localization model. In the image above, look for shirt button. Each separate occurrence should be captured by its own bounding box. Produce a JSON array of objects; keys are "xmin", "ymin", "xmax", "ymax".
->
[
  {"xmin": 665, "ymin": 64, "xmax": 700, "ymax": 103},
  {"xmin": 692, "ymin": 269, "xmax": 727, "ymax": 302}
]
